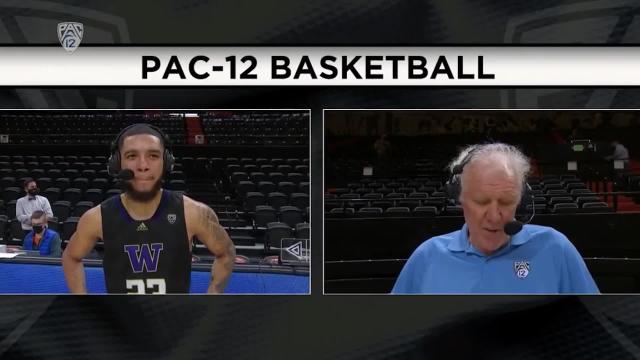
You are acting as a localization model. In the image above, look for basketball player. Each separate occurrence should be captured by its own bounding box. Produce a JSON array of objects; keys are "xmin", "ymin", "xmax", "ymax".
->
[{"xmin": 62, "ymin": 124, "xmax": 235, "ymax": 294}]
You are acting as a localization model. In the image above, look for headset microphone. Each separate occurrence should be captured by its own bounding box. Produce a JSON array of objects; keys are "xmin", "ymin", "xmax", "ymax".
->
[
  {"xmin": 504, "ymin": 194, "xmax": 536, "ymax": 235},
  {"xmin": 504, "ymin": 220, "xmax": 524, "ymax": 236},
  {"xmin": 117, "ymin": 169, "xmax": 134, "ymax": 181}
]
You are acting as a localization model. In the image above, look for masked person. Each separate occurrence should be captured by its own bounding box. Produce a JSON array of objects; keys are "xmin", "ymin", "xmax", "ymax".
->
[
  {"xmin": 62, "ymin": 124, "xmax": 236, "ymax": 294},
  {"xmin": 16, "ymin": 178, "xmax": 54, "ymax": 238},
  {"xmin": 23, "ymin": 210, "xmax": 62, "ymax": 256}
]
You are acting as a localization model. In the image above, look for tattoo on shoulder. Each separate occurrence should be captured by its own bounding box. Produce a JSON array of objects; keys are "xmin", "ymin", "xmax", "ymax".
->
[{"xmin": 198, "ymin": 204, "xmax": 219, "ymax": 233}]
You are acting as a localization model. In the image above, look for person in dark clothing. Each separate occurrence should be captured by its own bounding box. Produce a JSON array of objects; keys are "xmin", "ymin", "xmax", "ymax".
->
[{"xmin": 62, "ymin": 124, "xmax": 235, "ymax": 294}]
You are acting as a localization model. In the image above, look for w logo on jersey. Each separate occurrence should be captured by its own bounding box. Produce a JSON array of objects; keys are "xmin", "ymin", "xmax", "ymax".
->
[{"xmin": 124, "ymin": 243, "xmax": 164, "ymax": 273}]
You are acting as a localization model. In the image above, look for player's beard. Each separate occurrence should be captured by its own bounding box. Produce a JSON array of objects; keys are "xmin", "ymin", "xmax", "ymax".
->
[{"xmin": 123, "ymin": 178, "xmax": 163, "ymax": 202}]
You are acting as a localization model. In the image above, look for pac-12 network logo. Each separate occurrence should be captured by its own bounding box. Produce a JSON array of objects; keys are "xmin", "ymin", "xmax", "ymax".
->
[{"xmin": 57, "ymin": 22, "xmax": 83, "ymax": 53}]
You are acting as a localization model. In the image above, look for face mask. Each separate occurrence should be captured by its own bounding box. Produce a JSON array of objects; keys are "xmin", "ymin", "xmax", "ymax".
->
[
  {"xmin": 33, "ymin": 225, "xmax": 44, "ymax": 233},
  {"xmin": 28, "ymin": 188, "xmax": 39, "ymax": 196}
]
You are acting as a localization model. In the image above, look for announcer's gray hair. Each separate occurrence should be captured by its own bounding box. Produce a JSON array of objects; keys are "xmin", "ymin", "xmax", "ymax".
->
[{"xmin": 448, "ymin": 143, "xmax": 531, "ymax": 190}]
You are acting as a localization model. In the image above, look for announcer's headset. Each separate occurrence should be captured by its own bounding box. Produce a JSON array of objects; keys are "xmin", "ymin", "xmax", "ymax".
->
[
  {"xmin": 445, "ymin": 144, "xmax": 535, "ymax": 236},
  {"xmin": 107, "ymin": 123, "xmax": 175, "ymax": 179}
]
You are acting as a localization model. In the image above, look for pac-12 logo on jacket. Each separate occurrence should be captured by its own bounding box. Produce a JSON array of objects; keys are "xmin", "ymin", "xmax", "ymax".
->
[{"xmin": 124, "ymin": 243, "xmax": 164, "ymax": 273}]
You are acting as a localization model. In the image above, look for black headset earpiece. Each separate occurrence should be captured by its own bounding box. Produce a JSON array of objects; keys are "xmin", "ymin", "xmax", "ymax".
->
[
  {"xmin": 445, "ymin": 146, "xmax": 479, "ymax": 204},
  {"xmin": 514, "ymin": 182, "xmax": 535, "ymax": 223},
  {"xmin": 107, "ymin": 123, "xmax": 175, "ymax": 177}
]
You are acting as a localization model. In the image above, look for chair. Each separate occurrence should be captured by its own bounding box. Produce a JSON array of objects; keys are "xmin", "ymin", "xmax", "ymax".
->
[
  {"xmin": 408, "ymin": 192, "xmax": 428, "ymax": 200},
  {"xmin": 277, "ymin": 164, "xmax": 292, "ymax": 174},
  {"xmin": 397, "ymin": 187, "xmax": 415, "ymax": 195},
  {"xmin": 547, "ymin": 189, "xmax": 568, "ymax": 196},
  {"xmin": 443, "ymin": 205, "xmax": 463, "ymax": 215},
  {"xmin": 384, "ymin": 207, "xmax": 411, "ymax": 217},
  {"xmin": 46, "ymin": 169, "xmax": 62, "ymax": 179},
  {"xmin": 250, "ymin": 172, "xmax": 266, "ymax": 183},
  {"xmin": 62, "ymin": 217, "xmax": 80, "ymax": 241},
  {"xmin": 105, "ymin": 188, "xmax": 122, "ymax": 199},
  {"xmin": 73, "ymin": 201, "xmax": 94, "ymax": 217},
  {"xmin": 72, "ymin": 178, "xmax": 90, "ymax": 192},
  {"xmin": 298, "ymin": 182, "xmax": 310, "ymax": 194},
  {"xmin": 236, "ymin": 181, "xmax": 255, "ymax": 197},
  {"xmin": 0, "ymin": 177, "xmax": 16, "ymax": 189},
  {"xmin": 6, "ymin": 200, "xmax": 16, "ymax": 220},
  {"xmin": 326, "ymin": 208, "xmax": 354, "ymax": 218},
  {"xmin": 14, "ymin": 168, "xmax": 29, "ymax": 178},
  {"xmin": 254, "ymin": 205, "xmax": 277, "ymax": 228},
  {"xmin": 571, "ymin": 188, "xmax": 593, "ymax": 196},
  {"xmin": 279, "ymin": 206, "xmax": 303, "ymax": 228},
  {"xmin": 371, "ymin": 200, "xmax": 393, "ymax": 210},
  {"xmin": 260, "ymin": 165, "xmax": 275, "ymax": 174},
  {"xmin": 168, "ymin": 180, "xmax": 187, "ymax": 191},
  {"xmin": 548, "ymin": 196, "xmax": 574, "ymax": 207},
  {"xmin": 278, "ymin": 181, "xmax": 297, "ymax": 196},
  {"xmin": 386, "ymin": 192, "xmax": 406, "ymax": 200},
  {"xmin": 47, "ymin": 216, "xmax": 60, "ymax": 233},
  {"xmin": 267, "ymin": 192, "xmax": 288, "ymax": 210},
  {"xmin": 581, "ymin": 202, "xmax": 614, "ymax": 213},
  {"xmin": 63, "ymin": 169, "xmax": 79, "ymax": 179},
  {"xmin": 63, "ymin": 188, "xmax": 82, "ymax": 205},
  {"xmin": 84, "ymin": 189, "xmax": 103, "ymax": 205},
  {"xmin": 230, "ymin": 171, "xmax": 248, "ymax": 184},
  {"xmin": 258, "ymin": 181, "xmax": 277, "ymax": 194},
  {"xmin": 81, "ymin": 170, "xmax": 96, "ymax": 180},
  {"xmin": 0, "ymin": 215, "xmax": 7, "ymax": 242},
  {"xmin": 413, "ymin": 206, "xmax": 438, "ymax": 217},
  {"xmin": 295, "ymin": 223, "xmax": 310, "ymax": 239},
  {"xmin": 91, "ymin": 178, "xmax": 109, "ymax": 191},
  {"xmin": 2, "ymin": 187, "xmax": 21, "ymax": 203},
  {"xmin": 287, "ymin": 172, "xmax": 305, "ymax": 184},
  {"xmin": 43, "ymin": 188, "xmax": 61, "ymax": 203},
  {"xmin": 36, "ymin": 177, "xmax": 52, "ymax": 191},
  {"xmin": 243, "ymin": 164, "xmax": 258, "ymax": 174},
  {"xmin": 565, "ymin": 182, "xmax": 587, "ymax": 192},
  {"xmin": 397, "ymin": 199, "xmax": 421, "ymax": 210},
  {"xmin": 194, "ymin": 157, "xmax": 210, "ymax": 176},
  {"xmin": 268, "ymin": 172, "xmax": 285, "ymax": 184},
  {"xmin": 244, "ymin": 192, "xmax": 266, "ymax": 211},
  {"xmin": 52, "ymin": 201, "xmax": 72, "ymax": 222},
  {"xmin": 265, "ymin": 222, "xmax": 293, "ymax": 254},
  {"xmin": 9, "ymin": 219, "xmax": 24, "ymax": 245},
  {"xmin": 54, "ymin": 178, "xmax": 71, "ymax": 191},
  {"xmin": 356, "ymin": 207, "xmax": 383, "ymax": 218},
  {"xmin": 526, "ymin": 204, "xmax": 547, "ymax": 214},
  {"xmin": 363, "ymin": 193, "xmax": 383, "ymax": 200},
  {"xmin": 552, "ymin": 203, "xmax": 579, "ymax": 213},
  {"xmin": 169, "ymin": 170, "xmax": 186, "ymax": 181},
  {"xmin": 289, "ymin": 193, "xmax": 309, "ymax": 210},
  {"xmin": 575, "ymin": 196, "xmax": 601, "ymax": 207}
]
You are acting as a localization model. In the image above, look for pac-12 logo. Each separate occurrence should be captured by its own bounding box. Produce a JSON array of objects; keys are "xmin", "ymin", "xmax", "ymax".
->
[
  {"xmin": 514, "ymin": 261, "xmax": 530, "ymax": 279},
  {"xmin": 57, "ymin": 22, "xmax": 84, "ymax": 53}
]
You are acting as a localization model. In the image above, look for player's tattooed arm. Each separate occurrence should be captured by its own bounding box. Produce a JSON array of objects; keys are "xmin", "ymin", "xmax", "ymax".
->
[{"xmin": 195, "ymin": 202, "xmax": 235, "ymax": 294}]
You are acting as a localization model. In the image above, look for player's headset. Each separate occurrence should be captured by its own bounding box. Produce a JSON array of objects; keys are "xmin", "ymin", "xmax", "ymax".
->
[
  {"xmin": 445, "ymin": 145, "xmax": 535, "ymax": 236},
  {"xmin": 107, "ymin": 123, "xmax": 175, "ymax": 178}
]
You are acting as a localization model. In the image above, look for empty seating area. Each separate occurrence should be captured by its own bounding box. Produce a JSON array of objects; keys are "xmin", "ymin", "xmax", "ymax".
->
[
  {"xmin": 1, "ymin": 113, "xmax": 186, "ymax": 145},
  {"xmin": 325, "ymin": 172, "xmax": 621, "ymax": 217},
  {"xmin": 201, "ymin": 111, "xmax": 308, "ymax": 146}
]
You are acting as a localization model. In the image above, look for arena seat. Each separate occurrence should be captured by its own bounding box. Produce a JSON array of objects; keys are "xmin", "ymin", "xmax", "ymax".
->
[
  {"xmin": 52, "ymin": 201, "xmax": 72, "ymax": 222},
  {"xmin": 385, "ymin": 207, "xmax": 411, "ymax": 217}
]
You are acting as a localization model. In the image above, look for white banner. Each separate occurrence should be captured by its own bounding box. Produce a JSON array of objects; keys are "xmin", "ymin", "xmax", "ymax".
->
[{"xmin": 0, "ymin": 46, "xmax": 638, "ymax": 86}]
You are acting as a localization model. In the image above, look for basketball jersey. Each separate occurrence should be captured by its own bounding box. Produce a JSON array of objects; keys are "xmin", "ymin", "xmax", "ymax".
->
[{"xmin": 101, "ymin": 190, "xmax": 191, "ymax": 294}]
